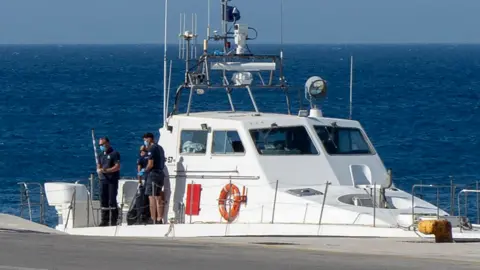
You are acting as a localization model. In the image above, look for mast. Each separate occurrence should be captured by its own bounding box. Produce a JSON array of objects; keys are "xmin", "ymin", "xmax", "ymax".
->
[
  {"xmin": 207, "ymin": 0, "xmax": 211, "ymax": 39},
  {"xmin": 171, "ymin": 0, "xmax": 325, "ymax": 117},
  {"xmin": 280, "ymin": 0, "xmax": 284, "ymax": 60},
  {"xmin": 349, "ymin": 55, "xmax": 353, "ymax": 120},
  {"xmin": 163, "ymin": 0, "xmax": 169, "ymax": 126}
]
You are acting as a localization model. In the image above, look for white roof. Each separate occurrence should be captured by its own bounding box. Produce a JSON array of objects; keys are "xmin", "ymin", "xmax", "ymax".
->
[{"xmin": 171, "ymin": 111, "xmax": 362, "ymax": 128}]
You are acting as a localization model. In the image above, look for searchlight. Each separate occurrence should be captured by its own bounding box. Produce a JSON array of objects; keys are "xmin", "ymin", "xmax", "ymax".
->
[{"xmin": 305, "ymin": 76, "xmax": 327, "ymax": 98}]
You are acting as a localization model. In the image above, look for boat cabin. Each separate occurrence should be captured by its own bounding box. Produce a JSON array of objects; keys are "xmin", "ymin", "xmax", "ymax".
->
[{"xmin": 159, "ymin": 110, "xmax": 391, "ymax": 189}]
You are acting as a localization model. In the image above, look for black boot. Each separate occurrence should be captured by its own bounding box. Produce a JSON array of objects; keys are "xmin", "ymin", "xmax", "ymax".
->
[
  {"xmin": 99, "ymin": 210, "xmax": 109, "ymax": 227},
  {"xmin": 109, "ymin": 208, "xmax": 119, "ymax": 226}
]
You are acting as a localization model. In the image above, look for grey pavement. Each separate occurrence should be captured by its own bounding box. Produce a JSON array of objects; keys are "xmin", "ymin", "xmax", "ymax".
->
[
  {"xmin": 1, "ymin": 215, "xmax": 479, "ymax": 270},
  {"xmin": 0, "ymin": 231, "xmax": 479, "ymax": 270}
]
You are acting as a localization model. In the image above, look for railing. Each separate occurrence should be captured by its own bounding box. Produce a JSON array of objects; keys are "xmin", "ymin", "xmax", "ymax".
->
[
  {"xmin": 411, "ymin": 184, "xmax": 451, "ymax": 224},
  {"xmin": 457, "ymin": 188, "xmax": 480, "ymax": 222},
  {"xmin": 17, "ymin": 182, "xmax": 45, "ymax": 225}
]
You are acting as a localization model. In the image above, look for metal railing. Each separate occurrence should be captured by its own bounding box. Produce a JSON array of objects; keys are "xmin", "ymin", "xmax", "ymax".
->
[
  {"xmin": 17, "ymin": 182, "xmax": 45, "ymax": 225},
  {"xmin": 457, "ymin": 188, "xmax": 480, "ymax": 220},
  {"xmin": 411, "ymin": 184, "xmax": 451, "ymax": 224}
]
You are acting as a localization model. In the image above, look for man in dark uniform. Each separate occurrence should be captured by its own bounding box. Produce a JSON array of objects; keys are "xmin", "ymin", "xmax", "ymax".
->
[
  {"xmin": 97, "ymin": 137, "xmax": 121, "ymax": 226},
  {"xmin": 143, "ymin": 132, "xmax": 166, "ymax": 224}
]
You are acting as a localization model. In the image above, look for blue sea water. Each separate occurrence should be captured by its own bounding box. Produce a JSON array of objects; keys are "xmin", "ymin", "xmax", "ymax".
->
[{"xmin": 1, "ymin": 44, "xmax": 480, "ymax": 227}]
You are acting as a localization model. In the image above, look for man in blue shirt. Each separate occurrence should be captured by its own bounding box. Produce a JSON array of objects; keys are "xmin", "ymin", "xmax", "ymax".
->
[
  {"xmin": 143, "ymin": 132, "xmax": 166, "ymax": 224},
  {"xmin": 96, "ymin": 137, "xmax": 121, "ymax": 226}
]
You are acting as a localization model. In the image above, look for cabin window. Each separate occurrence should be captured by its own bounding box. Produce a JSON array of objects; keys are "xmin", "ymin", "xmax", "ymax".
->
[
  {"xmin": 249, "ymin": 126, "xmax": 318, "ymax": 155},
  {"xmin": 212, "ymin": 130, "xmax": 245, "ymax": 154},
  {"xmin": 180, "ymin": 130, "xmax": 209, "ymax": 154},
  {"xmin": 314, "ymin": 125, "xmax": 374, "ymax": 155}
]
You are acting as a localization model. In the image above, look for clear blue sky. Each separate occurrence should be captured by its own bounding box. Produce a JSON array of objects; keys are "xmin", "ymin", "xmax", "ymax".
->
[{"xmin": 0, "ymin": 0, "xmax": 479, "ymax": 44}]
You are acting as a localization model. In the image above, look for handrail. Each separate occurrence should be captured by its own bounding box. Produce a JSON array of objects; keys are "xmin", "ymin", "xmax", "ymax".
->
[
  {"xmin": 168, "ymin": 174, "xmax": 260, "ymax": 180},
  {"xmin": 174, "ymin": 169, "xmax": 239, "ymax": 173},
  {"xmin": 17, "ymin": 182, "xmax": 45, "ymax": 224},
  {"xmin": 457, "ymin": 189, "xmax": 480, "ymax": 219},
  {"xmin": 411, "ymin": 184, "xmax": 451, "ymax": 225},
  {"xmin": 120, "ymin": 174, "xmax": 259, "ymax": 180}
]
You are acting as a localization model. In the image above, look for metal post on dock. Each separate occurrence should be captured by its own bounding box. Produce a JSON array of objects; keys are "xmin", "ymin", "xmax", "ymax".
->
[
  {"xmin": 465, "ymin": 190, "xmax": 468, "ymax": 218},
  {"xmin": 271, "ymin": 180, "xmax": 279, "ymax": 224}
]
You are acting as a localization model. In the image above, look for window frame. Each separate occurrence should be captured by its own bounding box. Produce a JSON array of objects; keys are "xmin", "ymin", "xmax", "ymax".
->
[
  {"xmin": 210, "ymin": 129, "xmax": 246, "ymax": 156},
  {"xmin": 313, "ymin": 125, "xmax": 376, "ymax": 156},
  {"xmin": 248, "ymin": 125, "xmax": 320, "ymax": 156},
  {"xmin": 179, "ymin": 129, "xmax": 210, "ymax": 156}
]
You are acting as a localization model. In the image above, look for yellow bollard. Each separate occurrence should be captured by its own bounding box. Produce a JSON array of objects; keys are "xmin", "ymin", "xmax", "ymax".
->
[{"xmin": 417, "ymin": 219, "xmax": 453, "ymax": 243}]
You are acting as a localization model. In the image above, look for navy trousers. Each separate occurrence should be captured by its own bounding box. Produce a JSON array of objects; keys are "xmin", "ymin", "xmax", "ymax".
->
[{"xmin": 100, "ymin": 180, "xmax": 119, "ymax": 225}]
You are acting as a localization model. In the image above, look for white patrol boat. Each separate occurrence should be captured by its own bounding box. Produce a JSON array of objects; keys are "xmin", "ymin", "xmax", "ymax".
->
[{"xmin": 17, "ymin": 0, "xmax": 480, "ymax": 239}]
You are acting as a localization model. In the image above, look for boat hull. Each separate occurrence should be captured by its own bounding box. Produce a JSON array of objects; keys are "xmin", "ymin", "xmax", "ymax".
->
[{"xmin": 63, "ymin": 223, "xmax": 480, "ymax": 240}]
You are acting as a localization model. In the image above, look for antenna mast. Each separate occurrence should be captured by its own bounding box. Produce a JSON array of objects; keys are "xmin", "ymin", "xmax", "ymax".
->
[
  {"xmin": 349, "ymin": 55, "xmax": 354, "ymax": 120},
  {"xmin": 207, "ymin": 0, "xmax": 211, "ymax": 39},
  {"xmin": 280, "ymin": 0, "xmax": 284, "ymax": 58},
  {"xmin": 163, "ymin": 0, "xmax": 169, "ymax": 125},
  {"xmin": 178, "ymin": 13, "xmax": 182, "ymax": 59}
]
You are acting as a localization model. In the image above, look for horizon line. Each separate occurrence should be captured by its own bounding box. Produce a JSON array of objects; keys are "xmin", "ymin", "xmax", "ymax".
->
[{"xmin": 0, "ymin": 42, "xmax": 480, "ymax": 46}]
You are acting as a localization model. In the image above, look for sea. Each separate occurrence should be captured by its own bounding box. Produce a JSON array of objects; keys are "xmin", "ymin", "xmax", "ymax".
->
[{"xmin": 0, "ymin": 44, "xmax": 479, "ymax": 227}]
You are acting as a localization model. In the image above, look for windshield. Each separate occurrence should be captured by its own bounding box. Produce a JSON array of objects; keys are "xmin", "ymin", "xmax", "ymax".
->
[
  {"xmin": 250, "ymin": 125, "xmax": 318, "ymax": 155},
  {"xmin": 314, "ymin": 125, "xmax": 373, "ymax": 155}
]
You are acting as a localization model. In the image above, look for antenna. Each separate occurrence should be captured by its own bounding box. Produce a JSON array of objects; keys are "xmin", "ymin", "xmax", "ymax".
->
[
  {"xmin": 178, "ymin": 13, "xmax": 182, "ymax": 59},
  {"xmin": 195, "ymin": 13, "xmax": 198, "ymax": 58},
  {"xmin": 163, "ymin": 0, "xmax": 169, "ymax": 125},
  {"xmin": 178, "ymin": 13, "xmax": 187, "ymax": 59},
  {"xmin": 166, "ymin": 59, "xmax": 173, "ymax": 116},
  {"xmin": 349, "ymin": 55, "xmax": 354, "ymax": 120},
  {"xmin": 222, "ymin": 0, "xmax": 227, "ymax": 53},
  {"xmin": 280, "ymin": 0, "xmax": 285, "ymax": 84},
  {"xmin": 190, "ymin": 13, "xmax": 195, "ymax": 59},
  {"xmin": 280, "ymin": 0, "xmax": 284, "ymax": 52},
  {"xmin": 207, "ymin": 0, "xmax": 211, "ymax": 39}
]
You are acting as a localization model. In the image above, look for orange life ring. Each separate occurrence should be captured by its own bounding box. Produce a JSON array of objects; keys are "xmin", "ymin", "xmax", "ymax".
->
[{"xmin": 218, "ymin": 184, "xmax": 247, "ymax": 222}]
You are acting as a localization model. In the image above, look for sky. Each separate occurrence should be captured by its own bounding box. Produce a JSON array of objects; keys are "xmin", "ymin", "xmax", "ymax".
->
[{"xmin": 0, "ymin": 0, "xmax": 479, "ymax": 44}]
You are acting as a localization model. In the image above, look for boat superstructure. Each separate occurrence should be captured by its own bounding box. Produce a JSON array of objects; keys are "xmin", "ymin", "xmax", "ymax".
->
[{"xmin": 17, "ymin": 0, "xmax": 480, "ymax": 239}]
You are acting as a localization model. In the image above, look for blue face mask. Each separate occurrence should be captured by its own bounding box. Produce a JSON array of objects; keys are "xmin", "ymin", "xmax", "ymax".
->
[
  {"xmin": 143, "ymin": 140, "xmax": 149, "ymax": 147},
  {"xmin": 99, "ymin": 145, "xmax": 105, "ymax": 152}
]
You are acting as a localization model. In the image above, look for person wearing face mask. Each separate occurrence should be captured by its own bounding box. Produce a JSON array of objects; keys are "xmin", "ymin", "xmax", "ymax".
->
[
  {"xmin": 129, "ymin": 145, "xmax": 150, "ymax": 224},
  {"xmin": 137, "ymin": 145, "xmax": 149, "ymax": 184},
  {"xmin": 142, "ymin": 132, "xmax": 166, "ymax": 224},
  {"xmin": 96, "ymin": 137, "xmax": 121, "ymax": 226}
]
